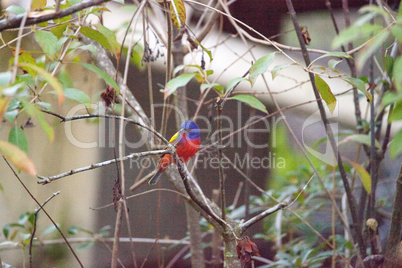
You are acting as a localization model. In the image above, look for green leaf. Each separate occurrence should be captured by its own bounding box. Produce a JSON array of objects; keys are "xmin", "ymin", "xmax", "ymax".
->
[
  {"xmin": 347, "ymin": 160, "xmax": 371, "ymax": 194},
  {"xmin": 226, "ymin": 77, "xmax": 250, "ymax": 93},
  {"xmin": 24, "ymin": 103, "xmax": 54, "ymax": 142},
  {"xmin": 5, "ymin": 110, "xmax": 18, "ymax": 123},
  {"xmin": 338, "ymin": 134, "xmax": 381, "ymax": 148},
  {"xmin": 328, "ymin": 58, "xmax": 343, "ymax": 69},
  {"xmin": 64, "ymin": 88, "xmax": 91, "ymax": 106},
  {"xmin": 68, "ymin": 226, "xmax": 93, "ymax": 235},
  {"xmin": 200, "ymin": 83, "xmax": 223, "ymax": 94},
  {"xmin": 164, "ymin": 73, "xmax": 195, "ymax": 99},
  {"xmin": 18, "ymin": 62, "xmax": 64, "ymax": 105},
  {"xmin": 230, "ymin": 94, "xmax": 268, "ymax": 114},
  {"xmin": 357, "ymin": 30, "xmax": 390, "ymax": 70},
  {"xmin": 111, "ymin": 0, "xmax": 124, "ymax": 3},
  {"xmin": 36, "ymin": 101, "xmax": 52, "ymax": 111},
  {"xmin": 43, "ymin": 224, "xmax": 59, "ymax": 236},
  {"xmin": 0, "ymin": 141, "xmax": 37, "ymax": 175},
  {"xmin": 391, "ymin": 24, "xmax": 402, "ymax": 43},
  {"xmin": 34, "ymin": 30, "xmax": 58, "ymax": 58},
  {"xmin": 332, "ymin": 26, "xmax": 360, "ymax": 49},
  {"xmin": 249, "ymin": 53, "xmax": 275, "ymax": 85},
  {"xmin": 193, "ymin": 39, "xmax": 213, "ymax": 62},
  {"xmin": 80, "ymin": 26, "xmax": 112, "ymax": 54},
  {"xmin": 332, "ymin": 23, "xmax": 382, "ymax": 49},
  {"xmin": 19, "ymin": 211, "xmax": 35, "ymax": 226},
  {"xmin": 0, "ymin": 72, "xmax": 12, "ymax": 89},
  {"xmin": 20, "ymin": 233, "xmax": 31, "ymax": 245},
  {"xmin": 53, "ymin": 4, "xmax": 71, "ymax": 23},
  {"xmin": 359, "ymin": 5, "xmax": 389, "ymax": 19},
  {"xmin": 314, "ymin": 75, "xmax": 336, "ymax": 114},
  {"xmin": 271, "ymin": 63, "xmax": 293, "ymax": 80},
  {"xmin": 98, "ymin": 225, "xmax": 111, "ymax": 237},
  {"xmin": 382, "ymin": 92, "xmax": 402, "ymax": 108},
  {"xmin": 51, "ymin": 23, "xmax": 69, "ymax": 39},
  {"xmin": 10, "ymin": 52, "xmax": 37, "ymax": 77},
  {"xmin": 58, "ymin": 69, "xmax": 73, "ymax": 88},
  {"xmin": 309, "ymin": 52, "xmax": 353, "ymax": 68},
  {"xmin": 399, "ymin": 1, "xmax": 402, "ymax": 16},
  {"xmin": 390, "ymin": 130, "xmax": 402, "ymax": 159},
  {"xmin": 8, "ymin": 127, "xmax": 28, "ymax": 153},
  {"xmin": 343, "ymin": 77, "xmax": 372, "ymax": 102},
  {"xmin": 393, "ymin": 57, "xmax": 402, "ymax": 93},
  {"xmin": 79, "ymin": 63, "xmax": 120, "ymax": 94},
  {"xmin": 5, "ymin": 5, "xmax": 26, "ymax": 15},
  {"xmin": 96, "ymin": 24, "xmax": 120, "ymax": 58},
  {"xmin": 389, "ymin": 101, "xmax": 402, "ymax": 121}
]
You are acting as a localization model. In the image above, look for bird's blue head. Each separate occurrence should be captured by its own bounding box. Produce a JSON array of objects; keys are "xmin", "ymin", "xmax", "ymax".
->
[{"xmin": 181, "ymin": 121, "xmax": 200, "ymax": 140}]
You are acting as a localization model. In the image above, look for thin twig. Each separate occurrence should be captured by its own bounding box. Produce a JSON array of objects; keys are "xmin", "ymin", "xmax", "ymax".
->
[
  {"xmin": 29, "ymin": 191, "xmax": 60, "ymax": 267},
  {"xmin": 3, "ymin": 157, "xmax": 84, "ymax": 268},
  {"xmin": 219, "ymin": 0, "xmax": 354, "ymax": 249},
  {"xmin": 111, "ymin": 201, "xmax": 123, "ymax": 268},
  {"xmin": 10, "ymin": 11, "xmax": 28, "ymax": 84},
  {"xmin": 0, "ymin": 237, "xmax": 191, "ymax": 251},
  {"xmin": 285, "ymin": 0, "xmax": 366, "ymax": 261},
  {"xmin": 216, "ymin": 100, "xmax": 226, "ymax": 225},
  {"xmin": 41, "ymin": 110, "xmax": 168, "ymax": 144}
]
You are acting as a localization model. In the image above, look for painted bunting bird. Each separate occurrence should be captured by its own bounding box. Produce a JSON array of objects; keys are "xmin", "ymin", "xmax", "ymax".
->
[{"xmin": 149, "ymin": 121, "xmax": 201, "ymax": 185}]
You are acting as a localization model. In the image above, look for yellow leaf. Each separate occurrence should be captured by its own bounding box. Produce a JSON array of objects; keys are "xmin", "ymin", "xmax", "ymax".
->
[
  {"xmin": 0, "ymin": 97, "xmax": 10, "ymax": 122},
  {"xmin": 347, "ymin": 160, "xmax": 371, "ymax": 194},
  {"xmin": 315, "ymin": 74, "xmax": 336, "ymax": 114},
  {"xmin": 31, "ymin": 0, "xmax": 47, "ymax": 11},
  {"xmin": 0, "ymin": 141, "xmax": 37, "ymax": 176},
  {"xmin": 170, "ymin": 0, "xmax": 186, "ymax": 30}
]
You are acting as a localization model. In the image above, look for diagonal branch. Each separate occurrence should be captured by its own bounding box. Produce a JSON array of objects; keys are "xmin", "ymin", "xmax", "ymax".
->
[
  {"xmin": 239, "ymin": 203, "xmax": 287, "ymax": 234},
  {"xmin": 3, "ymin": 157, "xmax": 84, "ymax": 268},
  {"xmin": 0, "ymin": 0, "xmax": 110, "ymax": 32},
  {"xmin": 285, "ymin": 0, "xmax": 366, "ymax": 261}
]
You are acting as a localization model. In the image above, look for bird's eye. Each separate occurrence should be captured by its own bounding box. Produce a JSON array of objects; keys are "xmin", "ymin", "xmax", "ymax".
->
[{"xmin": 188, "ymin": 129, "xmax": 192, "ymax": 132}]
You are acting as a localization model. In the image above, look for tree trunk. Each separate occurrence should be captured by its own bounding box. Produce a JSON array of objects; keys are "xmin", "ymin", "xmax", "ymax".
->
[{"xmin": 223, "ymin": 236, "xmax": 241, "ymax": 267}]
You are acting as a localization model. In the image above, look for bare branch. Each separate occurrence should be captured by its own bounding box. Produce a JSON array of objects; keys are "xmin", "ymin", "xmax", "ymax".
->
[
  {"xmin": 37, "ymin": 149, "xmax": 168, "ymax": 185},
  {"xmin": 0, "ymin": 0, "xmax": 110, "ymax": 32},
  {"xmin": 239, "ymin": 203, "xmax": 287, "ymax": 234}
]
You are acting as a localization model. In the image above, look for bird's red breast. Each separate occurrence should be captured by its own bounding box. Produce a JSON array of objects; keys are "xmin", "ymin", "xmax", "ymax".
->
[{"xmin": 157, "ymin": 136, "xmax": 200, "ymax": 173}]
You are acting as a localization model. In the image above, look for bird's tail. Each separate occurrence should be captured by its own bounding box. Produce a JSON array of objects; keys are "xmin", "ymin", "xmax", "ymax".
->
[{"xmin": 148, "ymin": 171, "xmax": 162, "ymax": 185}]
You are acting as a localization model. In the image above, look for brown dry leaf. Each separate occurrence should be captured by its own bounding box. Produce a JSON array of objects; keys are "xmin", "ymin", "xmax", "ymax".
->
[
  {"xmin": 100, "ymin": 86, "xmax": 118, "ymax": 109},
  {"xmin": 237, "ymin": 236, "xmax": 260, "ymax": 267}
]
